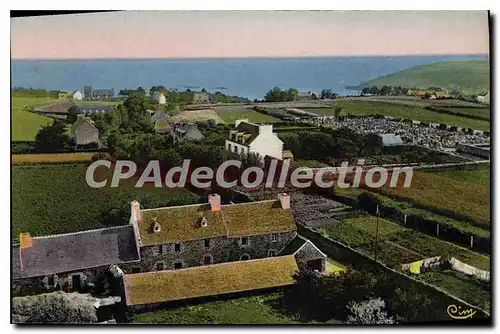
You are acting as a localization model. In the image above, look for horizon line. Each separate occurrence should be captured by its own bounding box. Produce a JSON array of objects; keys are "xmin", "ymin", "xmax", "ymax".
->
[{"xmin": 11, "ymin": 53, "xmax": 490, "ymax": 61}]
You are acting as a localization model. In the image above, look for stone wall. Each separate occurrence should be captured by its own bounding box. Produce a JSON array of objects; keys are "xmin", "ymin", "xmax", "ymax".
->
[
  {"xmin": 136, "ymin": 231, "xmax": 297, "ymax": 272},
  {"xmin": 12, "ymin": 265, "xmax": 113, "ymax": 297}
]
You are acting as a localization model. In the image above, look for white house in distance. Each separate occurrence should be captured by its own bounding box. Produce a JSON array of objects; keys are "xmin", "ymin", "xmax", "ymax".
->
[
  {"xmin": 476, "ymin": 92, "xmax": 490, "ymax": 105},
  {"xmin": 72, "ymin": 90, "xmax": 83, "ymax": 101},
  {"xmin": 225, "ymin": 119, "xmax": 283, "ymax": 160},
  {"xmin": 152, "ymin": 92, "xmax": 167, "ymax": 105}
]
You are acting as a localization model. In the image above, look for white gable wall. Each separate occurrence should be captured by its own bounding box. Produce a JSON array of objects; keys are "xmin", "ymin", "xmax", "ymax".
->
[{"xmin": 249, "ymin": 133, "xmax": 283, "ymax": 160}]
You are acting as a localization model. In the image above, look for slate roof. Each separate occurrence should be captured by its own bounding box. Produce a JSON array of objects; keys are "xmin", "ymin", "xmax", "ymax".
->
[
  {"xmin": 69, "ymin": 116, "xmax": 97, "ymax": 136},
  {"xmin": 37, "ymin": 101, "xmax": 75, "ymax": 114},
  {"xmin": 231, "ymin": 121, "xmax": 260, "ymax": 144},
  {"xmin": 138, "ymin": 200, "xmax": 297, "ymax": 246},
  {"xmin": 123, "ymin": 255, "xmax": 299, "ymax": 306},
  {"xmin": 12, "ymin": 226, "xmax": 140, "ymax": 279}
]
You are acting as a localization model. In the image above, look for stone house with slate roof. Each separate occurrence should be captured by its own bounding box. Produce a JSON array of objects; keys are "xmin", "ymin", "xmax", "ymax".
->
[
  {"xmin": 129, "ymin": 193, "xmax": 298, "ymax": 273},
  {"xmin": 12, "ymin": 226, "xmax": 140, "ymax": 296},
  {"xmin": 12, "ymin": 193, "xmax": 327, "ymax": 302}
]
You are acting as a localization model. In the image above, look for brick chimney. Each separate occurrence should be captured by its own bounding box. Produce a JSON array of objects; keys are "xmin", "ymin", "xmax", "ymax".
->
[
  {"xmin": 208, "ymin": 194, "xmax": 221, "ymax": 212},
  {"xmin": 278, "ymin": 193, "xmax": 290, "ymax": 210}
]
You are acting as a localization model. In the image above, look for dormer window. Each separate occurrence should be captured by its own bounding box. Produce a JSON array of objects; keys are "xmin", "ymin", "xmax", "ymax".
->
[
  {"xmin": 200, "ymin": 216, "xmax": 208, "ymax": 227},
  {"xmin": 153, "ymin": 222, "xmax": 161, "ymax": 234}
]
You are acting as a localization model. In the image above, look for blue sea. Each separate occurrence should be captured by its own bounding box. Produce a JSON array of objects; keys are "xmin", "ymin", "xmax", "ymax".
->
[{"xmin": 12, "ymin": 55, "xmax": 487, "ymax": 100}]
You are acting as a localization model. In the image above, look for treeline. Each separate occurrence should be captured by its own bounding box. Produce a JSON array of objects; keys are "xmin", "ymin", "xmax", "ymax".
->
[
  {"xmin": 361, "ymin": 85, "xmax": 410, "ymax": 96},
  {"xmin": 263, "ymin": 87, "xmax": 339, "ymax": 102},
  {"xmin": 279, "ymin": 128, "xmax": 383, "ymax": 164},
  {"xmin": 119, "ymin": 86, "xmax": 250, "ymax": 104},
  {"xmin": 12, "ymin": 87, "xmax": 60, "ymax": 98},
  {"xmin": 264, "ymin": 87, "xmax": 301, "ymax": 102}
]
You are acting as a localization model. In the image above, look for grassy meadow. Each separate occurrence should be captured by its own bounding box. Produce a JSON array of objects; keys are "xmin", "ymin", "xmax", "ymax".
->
[
  {"xmin": 12, "ymin": 96, "xmax": 57, "ymax": 141},
  {"xmin": 359, "ymin": 61, "xmax": 490, "ymax": 94},
  {"xmin": 216, "ymin": 106, "xmax": 281, "ymax": 124},
  {"xmin": 132, "ymin": 293, "xmax": 339, "ymax": 324},
  {"xmin": 378, "ymin": 171, "xmax": 490, "ymax": 226}
]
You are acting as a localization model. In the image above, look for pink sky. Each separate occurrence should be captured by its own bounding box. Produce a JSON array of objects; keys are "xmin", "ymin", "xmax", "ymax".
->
[{"xmin": 11, "ymin": 11, "xmax": 490, "ymax": 59}]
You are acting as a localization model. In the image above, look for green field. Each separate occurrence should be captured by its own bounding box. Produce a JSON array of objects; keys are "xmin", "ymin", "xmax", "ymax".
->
[
  {"xmin": 12, "ymin": 96, "xmax": 57, "ymax": 141},
  {"xmin": 12, "ymin": 164, "xmax": 200, "ymax": 240},
  {"xmin": 216, "ymin": 107, "xmax": 281, "ymax": 124},
  {"xmin": 132, "ymin": 293, "xmax": 339, "ymax": 324},
  {"xmin": 426, "ymin": 163, "xmax": 490, "ymax": 186},
  {"xmin": 305, "ymin": 100, "xmax": 490, "ymax": 131},
  {"xmin": 359, "ymin": 61, "xmax": 490, "ymax": 94},
  {"xmin": 418, "ymin": 271, "xmax": 490, "ymax": 312},
  {"xmin": 439, "ymin": 107, "xmax": 491, "ymax": 120}
]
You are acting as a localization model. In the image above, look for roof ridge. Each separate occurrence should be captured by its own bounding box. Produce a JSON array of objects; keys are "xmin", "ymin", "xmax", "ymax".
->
[{"xmin": 25, "ymin": 225, "xmax": 132, "ymax": 240}]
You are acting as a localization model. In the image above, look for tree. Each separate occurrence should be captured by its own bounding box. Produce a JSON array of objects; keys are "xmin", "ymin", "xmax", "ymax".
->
[
  {"xmin": 334, "ymin": 105, "xmax": 344, "ymax": 120},
  {"xmin": 67, "ymin": 106, "xmax": 79, "ymax": 124},
  {"xmin": 345, "ymin": 298, "xmax": 395, "ymax": 324},
  {"xmin": 149, "ymin": 85, "xmax": 166, "ymax": 96},
  {"xmin": 34, "ymin": 121, "xmax": 71, "ymax": 153}
]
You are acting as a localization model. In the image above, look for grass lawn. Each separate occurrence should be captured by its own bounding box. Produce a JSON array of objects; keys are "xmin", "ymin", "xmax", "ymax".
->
[
  {"xmin": 216, "ymin": 106, "xmax": 281, "ymax": 124},
  {"xmin": 305, "ymin": 100, "xmax": 490, "ymax": 131},
  {"xmin": 12, "ymin": 96, "xmax": 57, "ymax": 141},
  {"xmin": 12, "ymin": 164, "xmax": 200, "ymax": 240},
  {"xmin": 418, "ymin": 271, "xmax": 490, "ymax": 312},
  {"xmin": 425, "ymin": 164, "xmax": 490, "ymax": 186},
  {"xmin": 440, "ymin": 107, "xmax": 490, "ymax": 120},
  {"xmin": 325, "ymin": 258, "xmax": 347, "ymax": 275},
  {"xmin": 132, "ymin": 293, "xmax": 340, "ymax": 324},
  {"xmin": 379, "ymin": 171, "xmax": 490, "ymax": 225}
]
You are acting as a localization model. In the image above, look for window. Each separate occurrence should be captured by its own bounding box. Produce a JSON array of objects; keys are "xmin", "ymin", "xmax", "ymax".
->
[
  {"xmin": 72, "ymin": 274, "xmax": 81, "ymax": 291},
  {"xmin": 233, "ymin": 145, "xmax": 238, "ymax": 153},
  {"xmin": 203, "ymin": 254, "xmax": 213, "ymax": 265},
  {"xmin": 268, "ymin": 249, "xmax": 277, "ymax": 257},
  {"xmin": 240, "ymin": 254, "xmax": 250, "ymax": 261},
  {"xmin": 204, "ymin": 239, "xmax": 211, "ymax": 249},
  {"xmin": 240, "ymin": 237, "xmax": 249, "ymax": 246},
  {"xmin": 271, "ymin": 233, "xmax": 278, "ymax": 242},
  {"xmin": 132, "ymin": 267, "xmax": 141, "ymax": 274},
  {"xmin": 158, "ymin": 244, "xmax": 163, "ymax": 254},
  {"xmin": 174, "ymin": 243, "xmax": 181, "ymax": 253},
  {"xmin": 228, "ymin": 143, "xmax": 232, "ymax": 151},
  {"xmin": 47, "ymin": 275, "xmax": 55, "ymax": 287},
  {"xmin": 240, "ymin": 147, "xmax": 245, "ymax": 154},
  {"xmin": 157, "ymin": 263, "xmax": 164, "ymax": 271},
  {"xmin": 174, "ymin": 262, "xmax": 183, "ymax": 269}
]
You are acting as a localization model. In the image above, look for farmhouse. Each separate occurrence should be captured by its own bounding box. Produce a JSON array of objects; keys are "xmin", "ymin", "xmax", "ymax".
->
[
  {"xmin": 297, "ymin": 91, "xmax": 317, "ymax": 101},
  {"xmin": 72, "ymin": 90, "xmax": 83, "ymax": 101},
  {"xmin": 13, "ymin": 194, "xmax": 326, "ymax": 301},
  {"xmin": 173, "ymin": 124, "xmax": 204, "ymax": 142},
  {"xmin": 37, "ymin": 100, "xmax": 75, "ymax": 119},
  {"xmin": 476, "ymin": 92, "xmax": 490, "ymax": 105},
  {"xmin": 152, "ymin": 92, "xmax": 167, "ymax": 105},
  {"xmin": 192, "ymin": 92, "xmax": 210, "ymax": 104},
  {"xmin": 84, "ymin": 85, "xmax": 114, "ymax": 101},
  {"xmin": 70, "ymin": 116, "xmax": 100, "ymax": 147},
  {"xmin": 225, "ymin": 119, "xmax": 284, "ymax": 160},
  {"xmin": 12, "ymin": 226, "xmax": 141, "ymax": 297}
]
